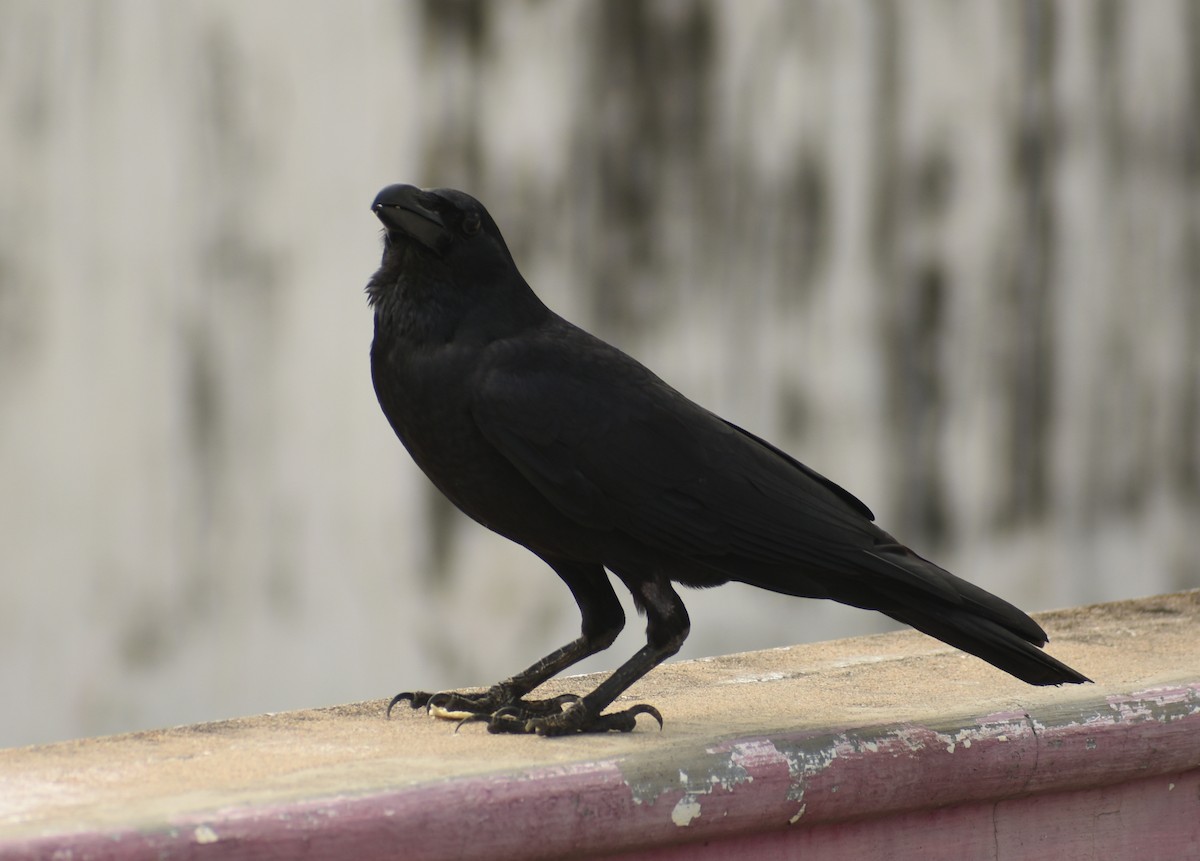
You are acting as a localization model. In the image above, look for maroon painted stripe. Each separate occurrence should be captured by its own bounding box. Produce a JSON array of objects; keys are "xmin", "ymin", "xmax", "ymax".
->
[{"xmin": 6, "ymin": 683, "xmax": 1199, "ymax": 861}]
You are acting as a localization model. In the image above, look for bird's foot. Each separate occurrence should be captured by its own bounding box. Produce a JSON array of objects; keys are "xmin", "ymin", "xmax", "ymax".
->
[
  {"xmin": 387, "ymin": 686, "xmax": 579, "ymax": 722},
  {"xmin": 479, "ymin": 701, "xmax": 663, "ymax": 736}
]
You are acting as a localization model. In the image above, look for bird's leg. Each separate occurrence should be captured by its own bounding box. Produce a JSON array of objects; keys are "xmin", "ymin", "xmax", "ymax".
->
[
  {"xmin": 388, "ymin": 634, "xmax": 611, "ymax": 719},
  {"xmin": 487, "ymin": 575, "xmax": 689, "ymax": 735},
  {"xmin": 388, "ymin": 560, "xmax": 624, "ymax": 721}
]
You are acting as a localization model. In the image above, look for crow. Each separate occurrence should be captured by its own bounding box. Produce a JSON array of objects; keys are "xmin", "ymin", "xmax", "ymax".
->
[{"xmin": 366, "ymin": 184, "xmax": 1090, "ymax": 735}]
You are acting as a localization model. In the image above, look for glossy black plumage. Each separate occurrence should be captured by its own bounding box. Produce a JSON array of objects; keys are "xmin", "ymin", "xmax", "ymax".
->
[{"xmin": 366, "ymin": 184, "xmax": 1089, "ymax": 735}]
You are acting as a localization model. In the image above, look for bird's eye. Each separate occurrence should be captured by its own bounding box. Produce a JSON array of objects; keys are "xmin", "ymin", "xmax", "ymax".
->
[{"xmin": 462, "ymin": 213, "xmax": 481, "ymax": 236}]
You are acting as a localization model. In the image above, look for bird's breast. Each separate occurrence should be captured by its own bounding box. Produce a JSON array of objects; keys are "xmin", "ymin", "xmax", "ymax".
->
[{"xmin": 369, "ymin": 333, "xmax": 611, "ymax": 559}]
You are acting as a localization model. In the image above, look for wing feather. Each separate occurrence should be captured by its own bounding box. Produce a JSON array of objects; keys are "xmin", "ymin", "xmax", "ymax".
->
[{"xmin": 470, "ymin": 346, "xmax": 878, "ymax": 567}]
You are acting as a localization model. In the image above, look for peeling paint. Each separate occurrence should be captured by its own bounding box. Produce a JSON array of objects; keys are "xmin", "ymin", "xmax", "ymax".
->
[
  {"xmin": 671, "ymin": 796, "xmax": 702, "ymax": 827},
  {"xmin": 927, "ymin": 722, "xmax": 1015, "ymax": 756},
  {"xmin": 889, "ymin": 725, "xmax": 936, "ymax": 753},
  {"xmin": 763, "ymin": 738, "xmax": 811, "ymax": 808},
  {"xmin": 675, "ymin": 743, "xmax": 755, "ymax": 802},
  {"xmin": 615, "ymin": 681, "xmax": 1200, "ymax": 834},
  {"xmin": 1105, "ymin": 685, "xmax": 1200, "ymax": 724}
]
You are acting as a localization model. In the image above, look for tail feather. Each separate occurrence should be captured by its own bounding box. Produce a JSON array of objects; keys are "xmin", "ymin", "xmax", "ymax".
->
[
  {"xmin": 879, "ymin": 601, "xmax": 1091, "ymax": 685},
  {"xmin": 839, "ymin": 545, "xmax": 1090, "ymax": 685}
]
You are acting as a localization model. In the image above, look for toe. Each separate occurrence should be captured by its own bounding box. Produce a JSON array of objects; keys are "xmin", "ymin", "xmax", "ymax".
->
[{"xmin": 386, "ymin": 691, "xmax": 431, "ymax": 718}]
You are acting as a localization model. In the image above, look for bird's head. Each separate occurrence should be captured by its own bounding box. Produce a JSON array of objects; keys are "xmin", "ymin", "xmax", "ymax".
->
[{"xmin": 367, "ymin": 184, "xmax": 527, "ymax": 308}]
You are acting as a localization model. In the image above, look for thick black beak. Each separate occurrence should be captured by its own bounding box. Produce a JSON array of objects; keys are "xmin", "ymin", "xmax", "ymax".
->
[{"xmin": 372, "ymin": 184, "xmax": 448, "ymax": 252}]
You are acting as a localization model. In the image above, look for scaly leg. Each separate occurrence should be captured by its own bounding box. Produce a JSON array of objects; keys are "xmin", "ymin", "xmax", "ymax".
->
[
  {"xmin": 486, "ymin": 573, "xmax": 689, "ymax": 735},
  {"xmin": 388, "ymin": 559, "xmax": 625, "ymax": 722}
]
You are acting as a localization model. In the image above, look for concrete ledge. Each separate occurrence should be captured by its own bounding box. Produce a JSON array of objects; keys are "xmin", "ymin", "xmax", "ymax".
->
[{"xmin": 2, "ymin": 591, "xmax": 1198, "ymax": 860}]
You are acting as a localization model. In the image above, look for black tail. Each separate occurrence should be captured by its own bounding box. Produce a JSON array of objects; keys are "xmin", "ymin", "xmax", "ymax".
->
[
  {"xmin": 746, "ymin": 540, "xmax": 1094, "ymax": 686},
  {"xmin": 851, "ymin": 544, "xmax": 1091, "ymax": 686},
  {"xmin": 877, "ymin": 599, "xmax": 1091, "ymax": 685}
]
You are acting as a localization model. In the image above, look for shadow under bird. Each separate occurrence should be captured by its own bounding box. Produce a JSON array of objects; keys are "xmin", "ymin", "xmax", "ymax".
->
[{"xmin": 365, "ymin": 183, "xmax": 1090, "ymax": 736}]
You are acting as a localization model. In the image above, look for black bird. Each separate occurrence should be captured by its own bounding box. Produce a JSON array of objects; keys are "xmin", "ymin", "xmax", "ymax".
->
[{"xmin": 366, "ymin": 184, "xmax": 1090, "ymax": 736}]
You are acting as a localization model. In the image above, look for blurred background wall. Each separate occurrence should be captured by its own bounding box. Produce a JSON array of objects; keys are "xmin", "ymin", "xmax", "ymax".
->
[{"xmin": 1, "ymin": 0, "xmax": 1197, "ymax": 748}]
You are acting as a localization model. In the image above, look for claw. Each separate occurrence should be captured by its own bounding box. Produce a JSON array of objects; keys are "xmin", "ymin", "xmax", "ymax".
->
[
  {"xmin": 453, "ymin": 713, "xmax": 492, "ymax": 734},
  {"xmin": 626, "ymin": 703, "xmax": 664, "ymax": 731},
  {"xmin": 385, "ymin": 686, "xmax": 655, "ymax": 734},
  {"xmin": 386, "ymin": 691, "xmax": 424, "ymax": 718},
  {"xmin": 516, "ymin": 701, "xmax": 666, "ymax": 735}
]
